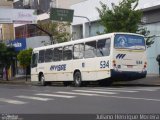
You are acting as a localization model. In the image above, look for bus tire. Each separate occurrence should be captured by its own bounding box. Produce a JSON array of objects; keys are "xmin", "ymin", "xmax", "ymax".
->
[
  {"xmin": 40, "ymin": 74, "xmax": 46, "ymax": 86},
  {"xmin": 74, "ymin": 71, "xmax": 82, "ymax": 87}
]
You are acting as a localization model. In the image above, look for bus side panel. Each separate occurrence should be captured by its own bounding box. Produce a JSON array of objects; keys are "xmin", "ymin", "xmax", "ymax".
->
[
  {"xmin": 44, "ymin": 61, "xmax": 73, "ymax": 82},
  {"xmin": 80, "ymin": 57, "xmax": 111, "ymax": 81},
  {"xmin": 43, "ymin": 57, "xmax": 111, "ymax": 82},
  {"xmin": 43, "ymin": 62, "xmax": 57, "ymax": 81},
  {"xmin": 96, "ymin": 70, "xmax": 110, "ymax": 80}
]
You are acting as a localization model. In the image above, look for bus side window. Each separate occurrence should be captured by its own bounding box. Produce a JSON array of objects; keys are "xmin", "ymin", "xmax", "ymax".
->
[
  {"xmin": 63, "ymin": 45, "xmax": 73, "ymax": 61},
  {"xmin": 73, "ymin": 43, "xmax": 84, "ymax": 59},
  {"xmin": 53, "ymin": 47, "xmax": 63, "ymax": 61},
  {"xmin": 38, "ymin": 50, "xmax": 45, "ymax": 63},
  {"xmin": 97, "ymin": 39, "xmax": 111, "ymax": 57},
  {"xmin": 45, "ymin": 49, "xmax": 53, "ymax": 62},
  {"xmin": 84, "ymin": 41, "xmax": 96, "ymax": 58}
]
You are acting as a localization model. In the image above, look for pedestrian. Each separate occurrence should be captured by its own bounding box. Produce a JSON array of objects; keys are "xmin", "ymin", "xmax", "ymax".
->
[{"xmin": 156, "ymin": 54, "xmax": 160, "ymax": 76}]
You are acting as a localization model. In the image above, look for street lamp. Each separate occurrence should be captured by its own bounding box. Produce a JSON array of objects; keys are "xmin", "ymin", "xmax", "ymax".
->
[{"xmin": 74, "ymin": 15, "xmax": 91, "ymax": 37}]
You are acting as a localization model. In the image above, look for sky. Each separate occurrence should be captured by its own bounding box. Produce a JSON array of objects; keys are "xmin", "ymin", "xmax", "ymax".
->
[{"xmin": 13, "ymin": 0, "xmax": 160, "ymax": 9}]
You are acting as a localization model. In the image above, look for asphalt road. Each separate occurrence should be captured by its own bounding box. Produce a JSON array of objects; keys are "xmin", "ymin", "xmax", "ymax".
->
[
  {"xmin": 0, "ymin": 84, "xmax": 160, "ymax": 113},
  {"xmin": 0, "ymin": 76, "xmax": 160, "ymax": 120}
]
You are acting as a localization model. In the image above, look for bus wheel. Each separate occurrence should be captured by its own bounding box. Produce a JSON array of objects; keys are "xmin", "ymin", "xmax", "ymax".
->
[
  {"xmin": 40, "ymin": 74, "xmax": 46, "ymax": 86},
  {"xmin": 74, "ymin": 71, "xmax": 82, "ymax": 87}
]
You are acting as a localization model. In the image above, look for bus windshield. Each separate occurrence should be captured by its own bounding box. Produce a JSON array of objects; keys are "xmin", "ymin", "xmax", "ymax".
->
[{"xmin": 114, "ymin": 34, "xmax": 145, "ymax": 50}]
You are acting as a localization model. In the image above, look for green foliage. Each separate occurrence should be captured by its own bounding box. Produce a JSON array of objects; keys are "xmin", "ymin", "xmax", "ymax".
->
[
  {"xmin": 0, "ymin": 43, "xmax": 16, "ymax": 68},
  {"xmin": 17, "ymin": 48, "xmax": 33, "ymax": 68},
  {"xmin": 97, "ymin": 0, "xmax": 142, "ymax": 33},
  {"xmin": 96, "ymin": 0, "xmax": 154, "ymax": 47},
  {"xmin": 37, "ymin": 21, "xmax": 71, "ymax": 43},
  {"xmin": 137, "ymin": 26, "xmax": 154, "ymax": 48},
  {"xmin": 0, "ymin": 43, "xmax": 7, "ymax": 52}
]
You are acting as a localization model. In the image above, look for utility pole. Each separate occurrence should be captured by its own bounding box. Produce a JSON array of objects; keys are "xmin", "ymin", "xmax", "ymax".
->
[{"xmin": 74, "ymin": 15, "xmax": 91, "ymax": 37}]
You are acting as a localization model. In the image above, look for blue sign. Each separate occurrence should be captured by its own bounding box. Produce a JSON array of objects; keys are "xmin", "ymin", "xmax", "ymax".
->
[{"xmin": 9, "ymin": 38, "xmax": 26, "ymax": 51}]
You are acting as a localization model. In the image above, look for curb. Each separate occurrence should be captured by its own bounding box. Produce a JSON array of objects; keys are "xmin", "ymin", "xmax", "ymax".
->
[
  {"xmin": 0, "ymin": 76, "xmax": 160, "ymax": 86},
  {"xmin": 0, "ymin": 79, "xmax": 31, "ymax": 85}
]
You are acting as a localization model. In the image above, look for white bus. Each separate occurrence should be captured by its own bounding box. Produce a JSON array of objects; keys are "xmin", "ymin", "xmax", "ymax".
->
[{"xmin": 31, "ymin": 32, "xmax": 147, "ymax": 86}]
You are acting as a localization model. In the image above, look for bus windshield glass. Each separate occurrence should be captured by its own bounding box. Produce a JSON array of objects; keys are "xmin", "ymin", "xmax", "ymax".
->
[{"xmin": 114, "ymin": 34, "xmax": 145, "ymax": 50}]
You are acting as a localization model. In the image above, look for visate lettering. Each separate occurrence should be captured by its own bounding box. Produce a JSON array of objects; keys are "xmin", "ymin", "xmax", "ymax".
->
[{"xmin": 50, "ymin": 64, "xmax": 66, "ymax": 71}]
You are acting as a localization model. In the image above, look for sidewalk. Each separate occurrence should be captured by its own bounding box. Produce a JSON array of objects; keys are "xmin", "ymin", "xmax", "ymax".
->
[
  {"xmin": 113, "ymin": 75, "xmax": 160, "ymax": 86},
  {"xmin": 0, "ymin": 77, "xmax": 31, "ymax": 85}
]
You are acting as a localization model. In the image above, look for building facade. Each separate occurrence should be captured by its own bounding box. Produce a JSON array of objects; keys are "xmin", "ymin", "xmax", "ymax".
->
[
  {"xmin": 7, "ymin": 0, "xmax": 87, "ymax": 77},
  {"xmin": 0, "ymin": 0, "xmax": 13, "ymax": 8},
  {"xmin": 13, "ymin": 0, "xmax": 87, "ymax": 39},
  {"xmin": 0, "ymin": 0, "xmax": 14, "ymax": 79},
  {"xmin": 143, "ymin": 7, "xmax": 160, "ymax": 74},
  {"xmin": 0, "ymin": 0, "xmax": 14, "ymax": 41}
]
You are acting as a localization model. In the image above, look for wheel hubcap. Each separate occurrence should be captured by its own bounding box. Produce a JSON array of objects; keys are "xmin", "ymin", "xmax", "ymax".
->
[
  {"xmin": 41, "ymin": 75, "xmax": 45, "ymax": 84},
  {"xmin": 76, "ymin": 76, "xmax": 80, "ymax": 84}
]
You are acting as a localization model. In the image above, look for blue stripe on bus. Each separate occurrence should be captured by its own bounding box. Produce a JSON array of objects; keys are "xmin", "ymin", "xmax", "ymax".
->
[{"xmin": 116, "ymin": 54, "xmax": 126, "ymax": 59}]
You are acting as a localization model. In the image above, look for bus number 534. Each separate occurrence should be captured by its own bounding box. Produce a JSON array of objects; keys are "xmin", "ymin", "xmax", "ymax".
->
[{"xmin": 100, "ymin": 61, "xmax": 109, "ymax": 68}]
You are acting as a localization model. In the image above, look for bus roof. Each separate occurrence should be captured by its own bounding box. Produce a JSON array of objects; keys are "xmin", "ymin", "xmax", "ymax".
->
[{"xmin": 33, "ymin": 32, "xmax": 144, "ymax": 51}]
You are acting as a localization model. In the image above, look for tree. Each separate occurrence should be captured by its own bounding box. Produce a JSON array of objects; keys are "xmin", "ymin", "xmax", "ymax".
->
[
  {"xmin": 96, "ymin": 0, "xmax": 154, "ymax": 47},
  {"xmin": 37, "ymin": 21, "xmax": 71, "ymax": 44},
  {"xmin": 17, "ymin": 48, "xmax": 32, "ymax": 81},
  {"xmin": 137, "ymin": 26, "xmax": 154, "ymax": 48},
  {"xmin": 0, "ymin": 43, "xmax": 17, "ymax": 80}
]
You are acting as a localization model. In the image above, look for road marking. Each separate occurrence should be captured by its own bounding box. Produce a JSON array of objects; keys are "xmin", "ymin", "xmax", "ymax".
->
[
  {"xmin": 16, "ymin": 95, "xmax": 53, "ymax": 101},
  {"xmin": 98, "ymin": 95, "xmax": 160, "ymax": 102},
  {"xmin": 90, "ymin": 89, "xmax": 138, "ymax": 93},
  {"xmin": 0, "ymin": 98, "xmax": 26, "ymax": 104},
  {"xmin": 56, "ymin": 91, "xmax": 98, "ymax": 96},
  {"xmin": 35, "ymin": 93, "xmax": 76, "ymax": 98},
  {"xmin": 105, "ymin": 88, "xmax": 157, "ymax": 91},
  {"xmin": 73, "ymin": 90, "xmax": 116, "ymax": 94},
  {"xmin": 131, "ymin": 88, "xmax": 160, "ymax": 91}
]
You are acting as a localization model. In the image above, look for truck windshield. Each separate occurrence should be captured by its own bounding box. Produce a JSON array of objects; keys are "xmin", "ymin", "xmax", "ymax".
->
[{"xmin": 114, "ymin": 34, "xmax": 145, "ymax": 50}]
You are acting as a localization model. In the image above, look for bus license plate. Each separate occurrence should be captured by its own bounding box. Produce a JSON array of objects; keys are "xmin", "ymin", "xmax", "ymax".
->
[{"xmin": 127, "ymin": 65, "xmax": 133, "ymax": 68}]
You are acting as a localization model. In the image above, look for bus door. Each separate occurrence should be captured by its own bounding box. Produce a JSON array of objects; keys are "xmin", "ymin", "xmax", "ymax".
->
[{"xmin": 31, "ymin": 51, "xmax": 38, "ymax": 81}]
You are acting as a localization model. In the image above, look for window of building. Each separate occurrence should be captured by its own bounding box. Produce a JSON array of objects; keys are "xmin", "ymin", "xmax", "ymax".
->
[
  {"xmin": 38, "ymin": 50, "xmax": 45, "ymax": 63},
  {"xmin": 45, "ymin": 49, "xmax": 53, "ymax": 62},
  {"xmin": 97, "ymin": 39, "xmax": 111, "ymax": 57},
  {"xmin": 84, "ymin": 41, "xmax": 96, "ymax": 58},
  {"xmin": 63, "ymin": 45, "xmax": 73, "ymax": 61},
  {"xmin": 53, "ymin": 47, "xmax": 63, "ymax": 61},
  {"xmin": 73, "ymin": 43, "xmax": 84, "ymax": 59}
]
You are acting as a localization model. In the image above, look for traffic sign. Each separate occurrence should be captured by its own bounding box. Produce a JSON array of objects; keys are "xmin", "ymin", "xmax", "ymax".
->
[{"xmin": 50, "ymin": 8, "xmax": 74, "ymax": 22}]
